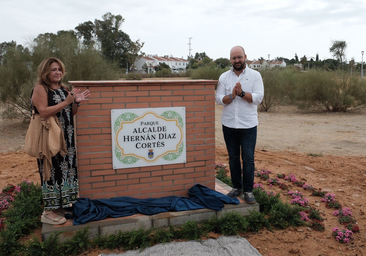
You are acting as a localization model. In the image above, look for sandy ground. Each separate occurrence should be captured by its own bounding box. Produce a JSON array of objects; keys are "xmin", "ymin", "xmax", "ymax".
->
[{"xmin": 1, "ymin": 104, "xmax": 366, "ymax": 256}]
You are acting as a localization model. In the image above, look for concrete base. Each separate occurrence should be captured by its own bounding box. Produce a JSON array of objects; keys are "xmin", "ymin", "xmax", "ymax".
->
[{"xmin": 42, "ymin": 179, "xmax": 259, "ymax": 242}]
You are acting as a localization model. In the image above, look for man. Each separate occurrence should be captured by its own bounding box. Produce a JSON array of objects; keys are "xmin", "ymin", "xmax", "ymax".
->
[{"xmin": 215, "ymin": 46, "xmax": 264, "ymax": 203}]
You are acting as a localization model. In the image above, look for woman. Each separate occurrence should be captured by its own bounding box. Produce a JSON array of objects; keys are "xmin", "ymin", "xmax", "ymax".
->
[{"xmin": 31, "ymin": 57, "xmax": 90, "ymax": 225}]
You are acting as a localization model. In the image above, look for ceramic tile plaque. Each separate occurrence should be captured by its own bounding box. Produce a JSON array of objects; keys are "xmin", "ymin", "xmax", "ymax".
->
[{"xmin": 111, "ymin": 107, "xmax": 186, "ymax": 169}]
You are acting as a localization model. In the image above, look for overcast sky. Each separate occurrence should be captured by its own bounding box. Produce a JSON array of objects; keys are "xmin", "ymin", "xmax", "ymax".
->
[{"xmin": 2, "ymin": 0, "xmax": 366, "ymax": 62}]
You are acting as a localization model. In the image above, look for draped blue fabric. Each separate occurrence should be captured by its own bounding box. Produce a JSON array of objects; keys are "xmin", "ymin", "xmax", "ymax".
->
[{"xmin": 73, "ymin": 184, "xmax": 239, "ymax": 225}]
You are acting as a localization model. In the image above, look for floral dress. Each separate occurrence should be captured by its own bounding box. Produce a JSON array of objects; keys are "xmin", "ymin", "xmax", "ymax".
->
[{"xmin": 34, "ymin": 88, "xmax": 78, "ymax": 210}]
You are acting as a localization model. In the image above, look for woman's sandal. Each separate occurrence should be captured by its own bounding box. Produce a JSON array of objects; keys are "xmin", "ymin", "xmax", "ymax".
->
[{"xmin": 41, "ymin": 212, "xmax": 67, "ymax": 225}]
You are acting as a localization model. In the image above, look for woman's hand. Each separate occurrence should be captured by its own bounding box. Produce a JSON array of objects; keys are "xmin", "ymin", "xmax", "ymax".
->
[{"xmin": 72, "ymin": 89, "xmax": 91, "ymax": 103}]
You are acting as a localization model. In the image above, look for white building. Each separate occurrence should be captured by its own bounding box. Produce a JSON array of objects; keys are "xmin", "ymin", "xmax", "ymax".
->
[
  {"xmin": 133, "ymin": 55, "xmax": 189, "ymax": 73},
  {"xmin": 248, "ymin": 60, "xmax": 286, "ymax": 70}
]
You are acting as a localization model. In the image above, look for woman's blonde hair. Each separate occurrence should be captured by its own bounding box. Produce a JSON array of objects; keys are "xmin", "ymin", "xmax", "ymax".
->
[{"xmin": 37, "ymin": 57, "xmax": 67, "ymax": 90}]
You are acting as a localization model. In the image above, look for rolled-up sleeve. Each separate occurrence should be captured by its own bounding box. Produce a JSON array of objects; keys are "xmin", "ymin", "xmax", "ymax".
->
[{"xmin": 251, "ymin": 72, "xmax": 264, "ymax": 106}]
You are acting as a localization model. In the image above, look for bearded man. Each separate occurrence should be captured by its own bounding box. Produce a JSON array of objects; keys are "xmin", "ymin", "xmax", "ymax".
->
[{"xmin": 215, "ymin": 46, "xmax": 264, "ymax": 203}]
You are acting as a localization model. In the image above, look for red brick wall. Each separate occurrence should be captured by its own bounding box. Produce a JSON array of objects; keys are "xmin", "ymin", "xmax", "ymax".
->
[{"xmin": 70, "ymin": 80, "xmax": 217, "ymax": 200}]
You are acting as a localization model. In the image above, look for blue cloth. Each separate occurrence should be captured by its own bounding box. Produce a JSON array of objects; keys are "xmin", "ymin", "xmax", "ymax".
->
[{"xmin": 73, "ymin": 184, "xmax": 239, "ymax": 225}]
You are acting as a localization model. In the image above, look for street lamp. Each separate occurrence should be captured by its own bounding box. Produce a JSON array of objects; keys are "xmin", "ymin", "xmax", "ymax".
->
[{"xmin": 361, "ymin": 51, "xmax": 364, "ymax": 79}]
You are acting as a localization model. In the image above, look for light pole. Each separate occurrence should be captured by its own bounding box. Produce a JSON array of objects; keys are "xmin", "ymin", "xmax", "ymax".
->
[{"xmin": 361, "ymin": 51, "xmax": 364, "ymax": 79}]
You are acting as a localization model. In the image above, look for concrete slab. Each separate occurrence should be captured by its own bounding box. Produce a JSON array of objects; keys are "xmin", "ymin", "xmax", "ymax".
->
[
  {"xmin": 42, "ymin": 179, "xmax": 259, "ymax": 242},
  {"xmin": 103, "ymin": 236, "xmax": 262, "ymax": 256}
]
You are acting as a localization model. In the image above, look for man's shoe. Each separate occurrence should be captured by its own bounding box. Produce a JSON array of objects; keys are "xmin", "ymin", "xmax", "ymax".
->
[
  {"xmin": 227, "ymin": 188, "xmax": 243, "ymax": 198},
  {"xmin": 244, "ymin": 192, "xmax": 256, "ymax": 204}
]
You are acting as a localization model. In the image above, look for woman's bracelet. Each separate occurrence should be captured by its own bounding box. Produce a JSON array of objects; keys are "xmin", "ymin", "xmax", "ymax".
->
[{"xmin": 74, "ymin": 100, "xmax": 81, "ymax": 107}]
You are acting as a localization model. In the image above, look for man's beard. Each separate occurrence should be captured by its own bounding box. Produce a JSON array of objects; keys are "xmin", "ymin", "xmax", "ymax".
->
[{"xmin": 233, "ymin": 62, "xmax": 245, "ymax": 71}]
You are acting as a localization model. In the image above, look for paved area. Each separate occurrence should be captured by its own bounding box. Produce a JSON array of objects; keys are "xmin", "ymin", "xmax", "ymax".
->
[{"xmin": 102, "ymin": 236, "xmax": 262, "ymax": 256}]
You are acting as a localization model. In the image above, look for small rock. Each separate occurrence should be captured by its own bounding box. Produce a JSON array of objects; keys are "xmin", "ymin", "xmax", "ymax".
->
[
  {"xmin": 307, "ymin": 227, "xmax": 312, "ymax": 231},
  {"xmin": 297, "ymin": 229, "xmax": 304, "ymax": 232}
]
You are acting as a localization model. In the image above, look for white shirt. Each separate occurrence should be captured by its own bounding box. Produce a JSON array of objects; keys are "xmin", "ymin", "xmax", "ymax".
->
[{"xmin": 215, "ymin": 67, "xmax": 264, "ymax": 129}]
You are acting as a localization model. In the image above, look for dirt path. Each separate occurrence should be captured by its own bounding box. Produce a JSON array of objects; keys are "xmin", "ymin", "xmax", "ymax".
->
[
  {"xmin": 216, "ymin": 104, "xmax": 366, "ymax": 156},
  {"xmin": 1, "ymin": 104, "xmax": 366, "ymax": 256}
]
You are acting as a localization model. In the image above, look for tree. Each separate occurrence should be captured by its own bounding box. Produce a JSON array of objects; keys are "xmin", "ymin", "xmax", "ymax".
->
[
  {"xmin": 75, "ymin": 21, "xmax": 95, "ymax": 46},
  {"xmin": 142, "ymin": 63, "xmax": 149, "ymax": 73},
  {"xmin": 154, "ymin": 62, "xmax": 170, "ymax": 72},
  {"xmin": 0, "ymin": 42, "xmax": 33, "ymax": 118},
  {"xmin": 75, "ymin": 12, "xmax": 144, "ymax": 69},
  {"xmin": 214, "ymin": 58, "xmax": 231, "ymax": 69},
  {"xmin": 186, "ymin": 58, "xmax": 199, "ymax": 69},
  {"xmin": 329, "ymin": 40, "xmax": 347, "ymax": 69},
  {"xmin": 126, "ymin": 39, "xmax": 145, "ymax": 71},
  {"xmin": 201, "ymin": 56, "xmax": 213, "ymax": 66},
  {"xmin": 194, "ymin": 52, "xmax": 208, "ymax": 60},
  {"xmin": 300, "ymin": 55, "xmax": 307, "ymax": 70},
  {"xmin": 349, "ymin": 58, "xmax": 355, "ymax": 75}
]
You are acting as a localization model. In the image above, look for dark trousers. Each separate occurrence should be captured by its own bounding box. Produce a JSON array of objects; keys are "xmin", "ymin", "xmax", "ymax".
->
[{"xmin": 222, "ymin": 125, "xmax": 257, "ymax": 192}]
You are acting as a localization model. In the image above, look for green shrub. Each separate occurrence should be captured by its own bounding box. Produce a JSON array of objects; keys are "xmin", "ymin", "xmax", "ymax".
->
[
  {"xmin": 150, "ymin": 227, "xmax": 173, "ymax": 244},
  {"xmin": 190, "ymin": 66, "xmax": 227, "ymax": 80},
  {"xmin": 259, "ymin": 69, "xmax": 282, "ymax": 112},
  {"xmin": 125, "ymin": 72, "xmax": 142, "ymax": 80},
  {"xmin": 123, "ymin": 228, "xmax": 151, "ymax": 251},
  {"xmin": 92, "ymin": 232, "xmax": 124, "ymax": 250},
  {"xmin": 0, "ymin": 181, "xmax": 42, "ymax": 255},
  {"xmin": 246, "ymin": 210, "xmax": 270, "ymax": 233},
  {"xmin": 58, "ymin": 227, "xmax": 91, "ymax": 256},
  {"xmin": 155, "ymin": 68, "xmax": 172, "ymax": 77},
  {"xmin": 175, "ymin": 220, "xmax": 205, "ymax": 240},
  {"xmin": 307, "ymin": 208, "xmax": 324, "ymax": 221},
  {"xmin": 253, "ymin": 188, "xmax": 281, "ymax": 214},
  {"xmin": 23, "ymin": 233, "xmax": 62, "ymax": 256},
  {"xmin": 218, "ymin": 212, "xmax": 249, "ymax": 235},
  {"xmin": 201, "ymin": 215, "xmax": 221, "ymax": 234},
  {"xmin": 215, "ymin": 168, "xmax": 233, "ymax": 187},
  {"xmin": 268, "ymin": 202, "xmax": 305, "ymax": 229},
  {"xmin": 295, "ymin": 70, "xmax": 366, "ymax": 111}
]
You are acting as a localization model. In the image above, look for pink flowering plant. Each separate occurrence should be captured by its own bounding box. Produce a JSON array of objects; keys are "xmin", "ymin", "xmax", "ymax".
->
[
  {"xmin": 311, "ymin": 219, "xmax": 325, "ymax": 231},
  {"xmin": 255, "ymin": 169, "xmax": 273, "ymax": 181},
  {"xmin": 266, "ymin": 191, "xmax": 276, "ymax": 197},
  {"xmin": 321, "ymin": 193, "xmax": 341, "ymax": 209},
  {"xmin": 0, "ymin": 195, "xmax": 15, "ymax": 211},
  {"xmin": 288, "ymin": 191, "xmax": 309, "ymax": 207},
  {"xmin": 311, "ymin": 188, "xmax": 326, "ymax": 197},
  {"xmin": 332, "ymin": 227, "xmax": 354, "ymax": 244},
  {"xmin": 0, "ymin": 217, "xmax": 5, "ymax": 231},
  {"xmin": 321, "ymin": 193, "xmax": 336, "ymax": 203},
  {"xmin": 267, "ymin": 178, "xmax": 280, "ymax": 187},
  {"xmin": 217, "ymin": 165, "xmax": 361, "ymax": 242},
  {"xmin": 284, "ymin": 174, "xmax": 298, "ymax": 183},
  {"xmin": 302, "ymin": 183, "xmax": 316, "ymax": 191},
  {"xmin": 215, "ymin": 163, "xmax": 227, "ymax": 169},
  {"xmin": 333, "ymin": 207, "xmax": 353, "ymax": 217},
  {"xmin": 276, "ymin": 173, "xmax": 286, "ymax": 179},
  {"xmin": 253, "ymin": 183, "xmax": 265, "ymax": 191},
  {"xmin": 299, "ymin": 212, "xmax": 309, "ymax": 221},
  {"xmin": 333, "ymin": 207, "xmax": 356, "ymax": 225},
  {"xmin": 0, "ymin": 184, "xmax": 21, "ymax": 213}
]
